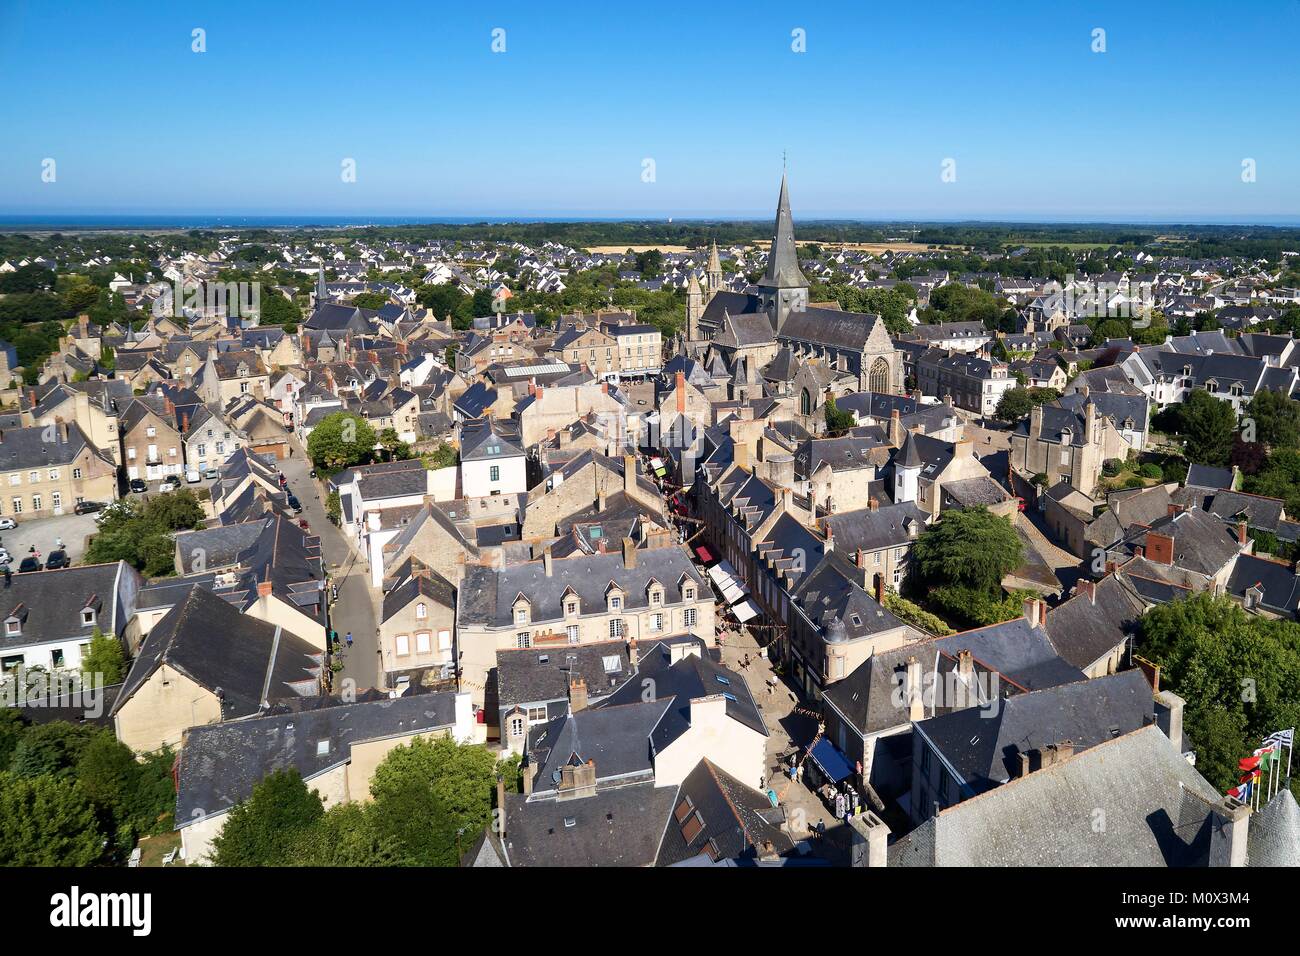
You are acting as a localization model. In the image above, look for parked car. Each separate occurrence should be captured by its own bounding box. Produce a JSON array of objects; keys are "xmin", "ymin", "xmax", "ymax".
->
[
  {"xmin": 202, "ymin": 466, "xmax": 220, "ymax": 480},
  {"xmin": 128, "ymin": 478, "xmax": 147, "ymax": 494},
  {"xmin": 74, "ymin": 500, "xmax": 106, "ymax": 515},
  {"xmin": 0, "ymin": 550, "xmax": 10, "ymax": 566},
  {"xmin": 161, "ymin": 475, "xmax": 182, "ymax": 491},
  {"xmin": 18, "ymin": 556, "xmax": 42, "ymax": 573},
  {"xmin": 0, "ymin": 518, "xmax": 16, "ymax": 531},
  {"xmin": 185, "ymin": 469, "xmax": 202, "ymax": 484},
  {"xmin": 45, "ymin": 550, "xmax": 70, "ymax": 570},
  {"xmin": 287, "ymin": 494, "xmax": 303, "ymax": 514}
]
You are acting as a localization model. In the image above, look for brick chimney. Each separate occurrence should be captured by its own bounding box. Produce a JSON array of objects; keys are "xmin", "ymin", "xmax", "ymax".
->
[
  {"xmin": 256, "ymin": 580, "xmax": 273, "ymax": 598},
  {"xmin": 889, "ymin": 408, "xmax": 903, "ymax": 447},
  {"xmin": 1022, "ymin": 596, "xmax": 1046, "ymax": 628},
  {"xmin": 874, "ymin": 573, "xmax": 886, "ymax": 604},
  {"xmin": 856, "ymin": 548, "xmax": 866, "ymax": 569},
  {"xmin": 675, "ymin": 370, "xmax": 686, "ymax": 414},
  {"xmin": 1076, "ymin": 579, "xmax": 1096, "ymax": 604},
  {"xmin": 568, "ymin": 675, "xmax": 588, "ymax": 712},
  {"xmin": 1167, "ymin": 503, "xmax": 1183, "ymax": 518},
  {"xmin": 621, "ymin": 536, "xmax": 637, "ymax": 570},
  {"xmin": 1237, "ymin": 519, "xmax": 1248, "ymax": 546},
  {"xmin": 623, "ymin": 454, "xmax": 636, "ymax": 494},
  {"xmin": 1145, "ymin": 531, "xmax": 1174, "ymax": 566},
  {"xmin": 868, "ymin": 497, "xmax": 879, "ymax": 512},
  {"xmin": 557, "ymin": 759, "xmax": 597, "ymax": 800}
]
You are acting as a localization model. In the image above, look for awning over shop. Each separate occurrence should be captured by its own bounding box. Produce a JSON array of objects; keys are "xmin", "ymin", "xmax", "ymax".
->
[
  {"xmin": 694, "ymin": 545, "xmax": 714, "ymax": 564},
  {"xmin": 731, "ymin": 599, "xmax": 761, "ymax": 623},
  {"xmin": 808, "ymin": 738, "xmax": 854, "ymax": 783}
]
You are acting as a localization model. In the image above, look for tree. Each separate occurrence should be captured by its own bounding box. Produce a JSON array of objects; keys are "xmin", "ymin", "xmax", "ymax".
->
[
  {"xmin": 8, "ymin": 721, "xmax": 101, "ymax": 781},
  {"xmin": 0, "ymin": 709, "xmax": 27, "ymax": 770},
  {"xmin": 211, "ymin": 769, "xmax": 324, "ymax": 866},
  {"xmin": 287, "ymin": 803, "xmax": 415, "ymax": 866},
  {"xmin": 913, "ymin": 506, "xmax": 1024, "ymax": 595},
  {"xmin": 823, "ymin": 396, "xmax": 854, "ymax": 435},
  {"xmin": 307, "ymin": 412, "xmax": 377, "ymax": 472},
  {"xmin": 1139, "ymin": 593, "xmax": 1300, "ymax": 796},
  {"xmin": 81, "ymin": 628, "xmax": 125, "ymax": 685},
  {"xmin": 995, "ymin": 387, "xmax": 1033, "ymax": 422},
  {"xmin": 368, "ymin": 737, "xmax": 502, "ymax": 866},
  {"xmin": 1180, "ymin": 390, "xmax": 1236, "ymax": 466},
  {"xmin": 1244, "ymin": 389, "xmax": 1300, "ymax": 450},
  {"xmin": 0, "ymin": 775, "xmax": 104, "ymax": 866}
]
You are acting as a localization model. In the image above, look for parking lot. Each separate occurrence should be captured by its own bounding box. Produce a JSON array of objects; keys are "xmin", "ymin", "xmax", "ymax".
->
[{"xmin": 0, "ymin": 511, "xmax": 100, "ymax": 568}]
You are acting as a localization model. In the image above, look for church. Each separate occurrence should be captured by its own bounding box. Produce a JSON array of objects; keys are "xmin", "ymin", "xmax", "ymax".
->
[{"xmin": 683, "ymin": 174, "xmax": 903, "ymax": 401}]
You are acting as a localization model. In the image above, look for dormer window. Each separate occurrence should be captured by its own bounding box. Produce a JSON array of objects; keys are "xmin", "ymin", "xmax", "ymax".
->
[
  {"xmin": 4, "ymin": 619, "xmax": 19, "ymax": 637},
  {"xmin": 81, "ymin": 608, "xmax": 96, "ymax": 627},
  {"xmin": 683, "ymin": 585, "xmax": 696, "ymax": 602}
]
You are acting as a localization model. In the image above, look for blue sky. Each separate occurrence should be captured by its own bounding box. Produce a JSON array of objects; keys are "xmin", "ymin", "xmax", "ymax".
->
[{"xmin": 1, "ymin": 0, "xmax": 1298, "ymax": 222}]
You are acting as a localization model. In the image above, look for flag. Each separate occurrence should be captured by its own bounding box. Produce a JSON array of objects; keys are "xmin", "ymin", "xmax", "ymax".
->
[
  {"xmin": 1230, "ymin": 780, "xmax": 1253, "ymax": 801},
  {"xmin": 1239, "ymin": 755, "xmax": 1262, "ymax": 771},
  {"xmin": 1264, "ymin": 729, "xmax": 1294, "ymax": 746},
  {"xmin": 1240, "ymin": 769, "xmax": 1261, "ymax": 783}
]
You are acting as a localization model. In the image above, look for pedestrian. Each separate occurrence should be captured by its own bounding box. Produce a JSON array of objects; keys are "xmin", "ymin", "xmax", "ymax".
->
[{"xmin": 346, "ymin": 631, "xmax": 353, "ymax": 648}]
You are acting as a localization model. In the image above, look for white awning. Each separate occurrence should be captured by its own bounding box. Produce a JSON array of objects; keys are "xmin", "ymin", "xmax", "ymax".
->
[{"xmin": 731, "ymin": 600, "xmax": 761, "ymax": 623}]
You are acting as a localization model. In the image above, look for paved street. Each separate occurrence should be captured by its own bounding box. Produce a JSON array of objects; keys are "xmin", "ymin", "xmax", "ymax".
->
[{"xmin": 277, "ymin": 441, "xmax": 380, "ymax": 692}]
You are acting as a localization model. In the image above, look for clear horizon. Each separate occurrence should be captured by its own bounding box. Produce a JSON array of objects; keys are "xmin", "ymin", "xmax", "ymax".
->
[{"xmin": 2, "ymin": 1, "xmax": 1298, "ymax": 224}]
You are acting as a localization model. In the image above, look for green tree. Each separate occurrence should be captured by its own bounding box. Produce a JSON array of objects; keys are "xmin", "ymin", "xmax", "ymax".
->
[
  {"xmin": 288, "ymin": 802, "xmax": 416, "ymax": 866},
  {"xmin": 1180, "ymin": 390, "xmax": 1237, "ymax": 466},
  {"xmin": 307, "ymin": 412, "xmax": 377, "ymax": 472},
  {"xmin": 823, "ymin": 396, "xmax": 854, "ymax": 435},
  {"xmin": 8, "ymin": 721, "xmax": 100, "ymax": 781},
  {"xmin": 995, "ymin": 387, "xmax": 1033, "ymax": 422},
  {"xmin": 81, "ymin": 627, "xmax": 125, "ymax": 685},
  {"xmin": 211, "ymin": 769, "xmax": 325, "ymax": 866},
  {"xmin": 0, "ymin": 709, "xmax": 27, "ymax": 770},
  {"xmin": 1244, "ymin": 389, "xmax": 1300, "ymax": 450},
  {"xmin": 913, "ymin": 506, "xmax": 1024, "ymax": 595},
  {"xmin": 0, "ymin": 774, "xmax": 104, "ymax": 866}
]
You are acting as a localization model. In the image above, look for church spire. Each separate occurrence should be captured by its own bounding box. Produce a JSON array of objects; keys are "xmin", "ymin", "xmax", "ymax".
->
[
  {"xmin": 760, "ymin": 173, "xmax": 808, "ymax": 291},
  {"xmin": 316, "ymin": 259, "xmax": 328, "ymax": 303},
  {"xmin": 706, "ymin": 240, "xmax": 722, "ymax": 297}
]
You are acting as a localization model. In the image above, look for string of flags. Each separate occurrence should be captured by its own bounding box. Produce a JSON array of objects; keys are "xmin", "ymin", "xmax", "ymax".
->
[{"xmin": 1228, "ymin": 727, "xmax": 1293, "ymax": 809}]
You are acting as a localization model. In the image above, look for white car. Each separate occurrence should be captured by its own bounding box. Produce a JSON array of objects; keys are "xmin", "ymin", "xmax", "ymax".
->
[
  {"xmin": 185, "ymin": 469, "xmax": 202, "ymax": 483},
  {"xmin": 0, "ymin": 518, "xmax": 15, "ymax": 531}
]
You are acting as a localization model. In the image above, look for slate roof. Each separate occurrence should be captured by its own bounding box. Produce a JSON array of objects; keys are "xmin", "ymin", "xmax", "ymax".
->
[
  {"xmin": 112, "ymin": 587, "xmax": 322, "ymax": 720},
  {"xmin": 493, "ymin": 782, "xmax": 679, "ymax": 867},
  {"xmin": 822, "ymin": 502, "xmax": 925, "ymax": 554},
  {"xmin": 1186, "ymin": 463, "xmax": 1235, "ymax": 491},
  {"xmin": 458, "ymin": 545, "xmax": 704, "ymax": 628},
  {"xmin": 0, "ymin": 562, "xmax": 133, "ymax": 651},
  {"xmin": 495, "ymin": 639, "xmax": 631, "ymax": 711},
  {"xmin": 823, "ymin": 617, "xmax": 1085, "ymax": 737},
  {"xmin": 1249, "ymin": 788, "xmax": 1300, "ymax": 867},
  {"xmin": 889, "ymin": 725, "xmax": 1227, "ymax": 867},
  {"xmin": 527, "ymin": 699, "xmax": 669, "ymax": 795},
  {"xmin": 655, "ymin": 758, "xmax": 794, "ymax": 866},
  {"xmin": 176, "ymin": 691, "xmax": 459, "ymax": 826},
  {"xmin": 1044, "ymin": 572, "xmax": 1145, "ymax": 671},
  {"xmin": 915, "ymin": 669, "xmax": 1155, "ymax": 796},
  {"xmin": 1226, "ymin": 554, "xmax": 1300, "ymax": 617}
]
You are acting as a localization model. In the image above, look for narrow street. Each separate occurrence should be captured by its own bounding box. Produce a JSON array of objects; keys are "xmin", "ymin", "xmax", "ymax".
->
[{"xmin": 277, "ymin": 441, "xmax": 380, "ymax": 693}]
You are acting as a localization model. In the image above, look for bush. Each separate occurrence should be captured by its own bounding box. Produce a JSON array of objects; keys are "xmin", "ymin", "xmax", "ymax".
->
[
  {"xmin": 883, "ymin": 592, "xmax": 954, "ymax": 636},
  {"xmin": 1138, "ymin": 462, "xmax": 1164, "ymax": 480}
]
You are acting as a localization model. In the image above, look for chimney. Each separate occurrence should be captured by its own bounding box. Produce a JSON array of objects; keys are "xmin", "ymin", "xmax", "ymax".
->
[
  {"xmin": 868, "ymin": 497, "xmax": 879, "ymax": 512},
  {"xmin": 496, "ymin": 776, "xmax": 507, "ymax": 839},
  {"xmin": 856, "ymin": 548, "xmax": 867, "ymax": 569},
  {"xmin": 889, "ymin": 409, "xmax": 903, "ymax": 447},
  {"xmin": 256, "ymin": 580, "xmax": 273, "ymax": 598},
  {"xmin": 542, "ymin": 546, "xmax": 553, "ymax": 577},
  {"xmin": 675, "ymin": 370, "xmax": 686, "ymax": 414},
  {"xmin": 557, "ymin": 760, "xmax": 598, "ymax": 800},
  {"xmin": 623, "ymin": 454, "xmax": 636, "ymax": 494},
  {"xmin": 874, "ymin": 573, "xmax": 886, "ymax": 604},
  {"xmin": 689, "ymin": 694, "xmax": 727, "ymax": 730},
  {"xmin": 1237, "ymin": 519, "xmax": 1248, "ymax": 547},
  {"xmin": 568, "ymin": 676, "xmax": 588, "ymax": 712},
  {"xmin": 600, "ymin": 381, "xmax": 608, "ymax": 394},
  {"xmin": 1145, "ymin": 532, "xmax": 1174, "ymax": 566},
  {"xmin": 954, "ymin": 438, "xmax": 973, "ymax": 459},
  {"xmin": 733, "ymin": 442, "xmax": 751, "ymax": 472},
  {"xmin": 1041, "ymin": 740, "xmax": 1074, "ymax": 768},
  {"xmin": 1210, "ymin": 796, "xmax": 1251, "ymax": 868},
  {"xmin": 57, "ymin": 421, "xmax": 69, "ymax": 444},
  {"xmin": 1022, "ymin": 596, "xmax": 1046, "ymax": 628},
  {"xmin": 780, "ymin": 486, "xmax": 793, "ymax": 512},
  {"xmin": 1155, "ymin": 689, "xmax": 1185, "ymax": 753},
  {"xmin": 621, "ymin": 536, "xmax": 636, "ymax": 570},
  {"xmin": 849, "ymin": 811, "xmax": 891, "ymax": 868},
  {"xmin": 78, "ymin": 313, "xmax": 89, "ymax": 334},
  {"xmin": 905, "ymin": 657, "xmax": 924, "ymax": 722},
  {"xmin": 1167, "ymin": 503, "xmax": 1183, "ymax": 518},
  {"xmin": 1076, "ymin": 579, "xmax": 1096, "ymax": 604}
]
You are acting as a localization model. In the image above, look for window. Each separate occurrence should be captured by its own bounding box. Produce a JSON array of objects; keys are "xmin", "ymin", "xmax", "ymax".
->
[
  {"xmin": 516, "ymin": 632, "xmax": 531, "ymax": 648},
  {"xmin": 602, "ymin": 655, "xmax": 622, "ymax": 673},
  {"xmin": 566, "ymin": 625, "xmax": 580, "ymax": 643},
  {"xmin": 650, "ymin": 613, "xmax": 663, "ymax": 632},
  {"xmin": 683, "ymin": 608, "xmax": 698, "ymax": 628},
  {"xmin": 81, "ymin": 609, "xmax": 96, "ymax": 626},
  {"xmin": 4, "ymin": 620, "xmax": 19, "ymax": 636},
  {"xmin": 415, "ymin": 603, "xmax": 427, "ymax": 619},
  {"xmin": 650, "ymin": 589, "xmax": 662, "ymax": 606},
  {"xmin": 127, "ymin": 447, "xmax": 137, "ymax": 461},
  {"xmin": 395, "ymin": 634, "xmax": 410, "ymax": 656},
  {"xmin": 683, "ymin": 586, "xmax": 695, "ymax": 601},
  {"xmin": 489, "ymin": 465, "xmax": 500, "ymax": 482},
  {"xmin": 316, "ymin": 739, "xmax": 330, "ymax": 756},
  {"xmin": 31, "ymin": 495, "xmax": 41, "ymax": 512},
  {"xmin": 438, "ymin": 630, "xmax": 452, "ymax": 650},
  {"xmin": 72, "ymin": 468, "xmax": 82, "ymax": 480},
  {"xmin": 10, "ymin": 498, "xmax": 20, "ymax": 515},
  {"xmin": 47, "ymin": 469, "xmax": 59, "ymax": 481},
  {"xmin": 609, "ymin": 618, "xmax": 624, "ymax": 639},
  {"xmin": 515, "ymin": 608, "xmax": 528, "ymax": 625},
  {"xmin": 566, "ymin": 601, "xmax": 577, "ymax": 616},
  {"xmin": 609, "ymin": 596, "xmax": 621, "ymax": 611},
  {"xmin": 415, "ymin": 632, "xmax": 431, "ymax": 654},
  {"xmin": 508, "ymin": 716, "xmax": 525, "ymax": 738},
  {"xmin": 7, "ymin": 475, "xmax": 18, "ymax": 486},
  {"xmin": 51, "ymin": 492, "xmax": 61, "ymax": 512},
  {"xmin": 51, "ymin": 649, "xmax": 64, "ymax": 668},
  {"xmin": 526, "ymin": 706, "xmax": 547, "ymax": 722},
  {"xmin": 27, "ymin": 471, "xmax": 37, "ymax": 484},
  {"xmin": 146, "ymin": 427, "xmax": 156, "ymax": 438}
]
